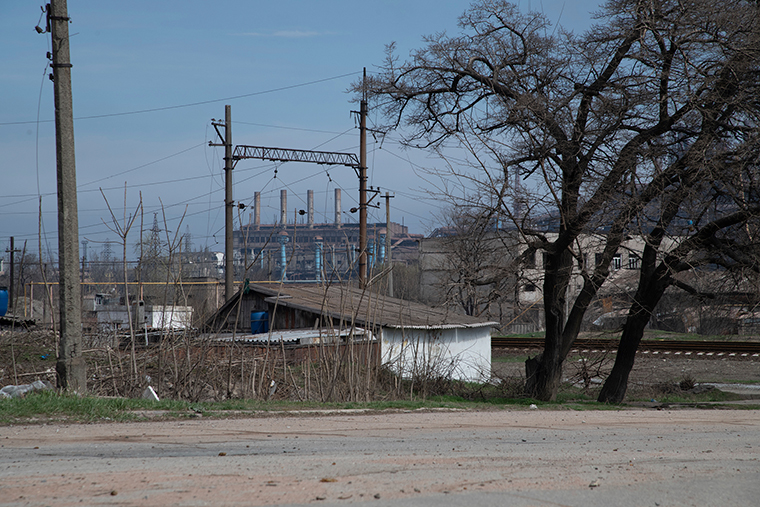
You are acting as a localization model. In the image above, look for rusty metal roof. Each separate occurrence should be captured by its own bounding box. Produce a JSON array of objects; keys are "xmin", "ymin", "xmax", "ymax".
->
[{"xmin": 244, "ymin": 283, "xmax": 497, "ymax": 330}]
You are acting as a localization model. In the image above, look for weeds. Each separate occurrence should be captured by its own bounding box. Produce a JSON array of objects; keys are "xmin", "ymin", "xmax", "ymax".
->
[{"xmin": 679, "ymin": 374, "xmax": 697, "ymax": 391}]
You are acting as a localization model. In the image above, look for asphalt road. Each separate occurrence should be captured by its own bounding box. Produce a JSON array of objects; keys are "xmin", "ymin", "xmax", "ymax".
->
[{"xmin": 0, "ymin": 408, "xmax": 758, "ymax": 506}]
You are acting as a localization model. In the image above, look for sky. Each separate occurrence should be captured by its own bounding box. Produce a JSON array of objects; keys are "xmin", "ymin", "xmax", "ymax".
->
[{"xmin": 1, "ymin": 0, "xmax": 599, "ymax": 261}]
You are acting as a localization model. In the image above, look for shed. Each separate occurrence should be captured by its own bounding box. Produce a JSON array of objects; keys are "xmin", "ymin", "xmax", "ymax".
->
[{"xmin": 206, "ymin": 283, "xmax": 496, "ymax": 382}]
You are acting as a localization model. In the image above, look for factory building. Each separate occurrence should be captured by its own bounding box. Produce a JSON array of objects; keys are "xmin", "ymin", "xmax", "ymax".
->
[{"xmin": 233, "ymin": 189, "xmax": 422, "ymax": 281}]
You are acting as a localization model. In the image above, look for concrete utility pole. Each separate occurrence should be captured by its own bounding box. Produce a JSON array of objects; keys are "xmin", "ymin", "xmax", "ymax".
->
[
  {"xmin": 359, "ymin": 69, "xmax": 368, "ymax": 286},
  {"xmin": 210, "ymin": 106, "xmax": 234, "ymax": 301},
  {"xmin": 49, "ymin": 0, "xmax": 86, "ymax": 392}
]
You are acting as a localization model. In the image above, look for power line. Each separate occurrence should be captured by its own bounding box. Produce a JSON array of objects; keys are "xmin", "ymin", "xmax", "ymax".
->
[
  {"xmin": 0, "ymin": 141, "xmax": 208, "ymax": 206},
  {"xmin": 232, "ymin": 121, "xmax": 345, "ymax": 135},
  {"xmin": 78, "ymin": 142, "xmax": 207, "ymax": 189},
  {"xmin": 0, "ymin": 72, "xmax": 361, "ymax": 126}
]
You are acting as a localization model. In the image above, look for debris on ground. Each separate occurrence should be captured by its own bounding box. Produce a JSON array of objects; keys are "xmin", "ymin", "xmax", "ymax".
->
[{"xmin": 0, "ymin": 379, "xmax": 54, "ymax": 398}]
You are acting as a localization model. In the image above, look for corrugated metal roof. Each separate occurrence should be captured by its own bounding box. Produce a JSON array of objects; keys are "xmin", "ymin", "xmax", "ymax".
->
[
  {"xmin": 244, "ymin": 283, "xmax": 497, "ymax": 330},
  {"xmin": 210, "ymin": 327, "xmax": 373, "ymax": 344},
  {"xmin": 384, "ymin": 322, "xmax": 497, "ymax": 330}
]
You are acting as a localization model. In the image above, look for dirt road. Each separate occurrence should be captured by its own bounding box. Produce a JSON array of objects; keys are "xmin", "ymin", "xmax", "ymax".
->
[{"xmin": 1, "ymin": 408, "xmax": 758, "ymax": 506}]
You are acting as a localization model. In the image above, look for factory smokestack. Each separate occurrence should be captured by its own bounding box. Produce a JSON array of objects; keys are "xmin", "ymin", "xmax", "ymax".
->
[
  {"xmin": 280, "ymin": 189, "xmax": 287, "ymax": 225},
  {"xmin": 334, "ymin": 188, "xmax": 342, "ymax": 228},
  {"xmin": 254, "ymin": 192, "xmax": 261, "ymax": 230},
  {"xmin": 307, "ymin": 189, "xmax": 314, "ymax": 229}
]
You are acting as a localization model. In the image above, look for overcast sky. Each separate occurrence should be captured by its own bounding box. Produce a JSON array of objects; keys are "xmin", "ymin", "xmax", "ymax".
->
[{"xmin": 1, "ymin": 0, "xmax": 598, "ymax": 260}]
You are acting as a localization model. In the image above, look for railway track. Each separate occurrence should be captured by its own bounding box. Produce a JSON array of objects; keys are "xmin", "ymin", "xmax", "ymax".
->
[{"xmin": 492, "ymin": 336, "xmax": 760, "ymax": 354}]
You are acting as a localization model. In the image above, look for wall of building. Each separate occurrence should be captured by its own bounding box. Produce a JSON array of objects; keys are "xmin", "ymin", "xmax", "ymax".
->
[
  {"xmin": 418, "ymin": 233, "xmax": 524, "ymax": 329},
  {"xmin": 380, "ymin": 326, "xmax": 492, "ymax": 383},
  {"xmin": 94, "ymin": 303, "xmax": 193, "ymax": 330},
  {"xmin": 215, "ymin": 291, "xmax": 341, "ymax": 334},
  {"xmin": 418, "ymin": 231, "xmax": 685, "ymax": 332}
]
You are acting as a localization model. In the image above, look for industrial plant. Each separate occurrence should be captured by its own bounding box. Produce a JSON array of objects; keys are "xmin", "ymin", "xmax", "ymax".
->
[{"xmin": 233, "ymin": 188, "xmax": 423, "ymax": 281}]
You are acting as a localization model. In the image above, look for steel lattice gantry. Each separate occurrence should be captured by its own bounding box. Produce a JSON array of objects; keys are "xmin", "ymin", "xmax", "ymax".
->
[
  {"xmin": 232, "ymin": 145, "xmax": 360, "ymax": 171},
  {"xmin": 231, "ymin": 144, "xmax": 369, "ymax": 284}
]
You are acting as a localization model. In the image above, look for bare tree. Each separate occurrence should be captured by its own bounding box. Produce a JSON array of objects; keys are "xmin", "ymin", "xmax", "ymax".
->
[
  {"xmin": 599, "ymin": 159, "xmax": 760, "ymax": 402},
  {"xmin": 364, "ymin": 0, "xmax": 760, "ymax": 400},
  {"xmin": 426, "ymin": 206, "xmax": 519, "ymax": 320},
  {"xmin": 100, "ymin": 185, "xmax": 141, "ymax": 380}
]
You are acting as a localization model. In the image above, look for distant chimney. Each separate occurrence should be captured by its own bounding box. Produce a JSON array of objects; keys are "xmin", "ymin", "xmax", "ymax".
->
[
  {"xmin": 334, "ymin": 188, "xmax": 342, "ymax": 228},
  {"xmin": 280, "ymin": 189, "xmax": 287, "ymax": 225},
  {"xmin": 254, "ymin": 192, "xmax": 261, "ymax": 230},
  {"xmin": 307, "ymin": 189, "xmax": 314, "ymax": 229}
]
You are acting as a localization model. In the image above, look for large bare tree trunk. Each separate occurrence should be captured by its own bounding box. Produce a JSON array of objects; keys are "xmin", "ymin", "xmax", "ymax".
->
[
  {"xmin": 597, "ymin": 308, "xmax": 651, "ymax": 403},
  {"xmin": 525, "ymin": 351, "xmax": 563, "ymax": 401},
  {"xmin": 599, "ymin": 267, "xmax": 671, "ymax": 403},
  {"xmin": 525, "ymin": 248, "xmax": 574, "ymax": 401}
]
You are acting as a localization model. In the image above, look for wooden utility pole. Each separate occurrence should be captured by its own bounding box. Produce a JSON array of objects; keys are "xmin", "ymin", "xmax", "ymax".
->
[
  {"xmin": 383, "ymin": 192, "xmax": 394, "ymax": 297},
  {"xmin": 210, "ymin": 106, "xmax": 234, "ymax": 301},
  {"xmin": 224, "ymin": 106, "xmax": 233, "ymax": 301},
  {"xmin": 49, "ymin": 0, "xmax": 86, "ymax": 392},
  {"xmin": 6, "ymin": 237, "xmax": 21, "ymax": 311},
  {"xmin": 359, "ymin": 69, "xmax": 368, "ymax": 286},
  {"xmin": 80, "ymin": 239, "xmax": 87, "ymax": 283}
]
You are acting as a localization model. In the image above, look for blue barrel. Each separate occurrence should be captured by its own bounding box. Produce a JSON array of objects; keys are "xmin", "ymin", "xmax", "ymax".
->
[
  {"xmin": 251, "ymin": 311, "xmax": 269, "ymax": 334},
  {"xmin": 0, "ymin": 287, "xmax": 7, "ymax": 317}
]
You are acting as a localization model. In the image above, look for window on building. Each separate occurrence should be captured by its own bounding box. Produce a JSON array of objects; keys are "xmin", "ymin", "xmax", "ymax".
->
[
  {"xmin": 524, "ymin": 250, "xmax": 536, "ymax": 268},
  {"xmin": 612, "ymin": 253, "xmax": 622, "ymax": 270},
  {"xmin": 628, "ymin": 253, "xmax": 641, "ymax": 270}
]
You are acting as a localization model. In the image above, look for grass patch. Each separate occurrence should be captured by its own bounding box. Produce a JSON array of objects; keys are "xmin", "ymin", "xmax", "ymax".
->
[
  {"xmin": 0, "ymin": 390, "xmax": 190, "ymax": 425},
  {"xmin": 2, "ymin": 376, "xmax": 756, "ymax": 426},
  {"xmin": 0, "ymin": 388, "xmax": 591, "ymax": 425},
  {"xmin": 0, "ymin": 392, "xmax": 494, "ymax": 425}
]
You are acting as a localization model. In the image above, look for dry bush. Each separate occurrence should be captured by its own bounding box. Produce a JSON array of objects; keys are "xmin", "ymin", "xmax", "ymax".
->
[
  {"xmin": 0, "ymin": 329, "xmax": 57, "ymax": 388},
  {"xmin": 4, "ymin": 277, "xmax": 492, "ymax": 404}
]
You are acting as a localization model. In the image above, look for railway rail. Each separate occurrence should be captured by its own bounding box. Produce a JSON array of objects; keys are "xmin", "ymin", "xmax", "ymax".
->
[{"xmin": 492, "ymin": 336, "xmax": 760, "ymax": 354}]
